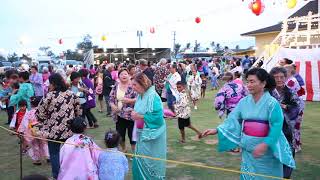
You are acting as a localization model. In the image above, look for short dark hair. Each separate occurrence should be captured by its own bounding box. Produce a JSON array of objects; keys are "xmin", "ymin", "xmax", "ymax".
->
[
  {"xmin": 69, "ymin": 117, "xmax": 87, "ymax": 134},
  {"xmin": 104, "ymin": 130, "xmax": 120, "ymax": 148},
  {"xmin": 22, "ymin": 174, "xmax": 48, "ymax": 180},
  {"xmin": 18, "ymin": 100, "xmax": 27, "ymax": 107},
  {"xmin": 30, "ymin": 96, "xmax": 42, "ymax": 107},
  {"xmin": 19, "ymin": 71, "xmax": 30, "ymax": 81},
  {"xmin": 127, "ymin": 64, "xmax": 136, "ymax": 72},
  {"xmin": 269, "ymin": 67, "xmax": 288, "ymax": 77},
  {"xmin": 283, "ymin": 58, "xmax": 293, "ymax": 65},
  {"xmin": 118, "ymin": 68, "xmax": 129, "ymax": 77},
  {"xmin": 176, "ymin": 81, "xmax": 185, "ymax": 86},
  {"xmin": 31, "ymin": 65, "xmax": 38, "ymax": 71},
  {"xmin": 79, "ymin": 69, "xmax": 89, "ymax": 78},
  {"xmin": 11, "ymin": 82, "xmax": 20, "ymax": 89},
  {"xmin": 49, "ymin": 73, "xmax": 68, "ymax": 92},
  {"xmin": 70, "ymin": 72, "xmax": 80, "ymax": 82},
  {"xmin": 234, "ymin": 71, "xmax": 241, "ymax": 78},
  {"xmin": 236, "ymin": 61, "xmax": 241, "ymax": 66},
  {"xmin": 245, "ymin": 68, "xmax": 276, "ymax": 92}
]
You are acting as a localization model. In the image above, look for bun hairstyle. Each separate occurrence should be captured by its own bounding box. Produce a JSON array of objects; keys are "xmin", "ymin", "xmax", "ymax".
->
[
  {"xmin": 245, "ymin": 68, "xmax": 276, "ymax": 92},
  {"xmin": 104, "ymin": 129, "xmax": 120, "ymax": 148},
  {"xmin": 68, "ymin": 117, "xmax": 87, "ymax": 134}
]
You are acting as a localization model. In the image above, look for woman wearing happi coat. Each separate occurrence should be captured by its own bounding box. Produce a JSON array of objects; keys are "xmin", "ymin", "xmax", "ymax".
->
[{"xmin": 202, "ymin": 68, "xmax": 295, "ymax": 179}]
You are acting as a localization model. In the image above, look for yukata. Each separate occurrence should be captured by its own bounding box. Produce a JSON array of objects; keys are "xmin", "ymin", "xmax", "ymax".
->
[
  {"xmin": 58, "ymin": 134, "xmax": 101, "ymax": 180},
  {"xmin": 153, "ymin": 65, "xmax": 170, "ymax": 95},
  {"xmin": 9, "ymin": 82, "xmax": 34, "ymax": 110},
  {"xmin": 209, "ymin": 67, "xmax": 219, "ymax": 89},
  {"xmin": 187, "ymin": 73, "xmax": 202, "ymax": 101},
  {"xmin": 216, "ymin": 92, "xmax": 295, "ymax": 179},
  {"xmin": 272, "ymin": 87, "xmax": 300, "ymax": 178},
  {"xmin": 132, "ymin": 86, "xmax": 167, "ymax": 180},
  {"xmin": 286, "ymin": 76, "xmax": 305, "ymax": 151},
  {"xmin": 30, "ymin": 72, "xmax": 44, "ymax": 97},
  {"xmin": 98, "ymin": 148, "xmax": 129, "ymax": 180},
  {"xmin": 165, "ymin": 72, "xmax": 181, "ymax": 112},
  {"xmin": 9, "ymin": 109, "xmax": 27, "ymax": 131},
  {"xmin": 214, "ymin": 81, "xmax": 247, "ymax": 118},
  {"xmin": 17, "ymin": 109, "xmax": 49, "ymax": 162}
]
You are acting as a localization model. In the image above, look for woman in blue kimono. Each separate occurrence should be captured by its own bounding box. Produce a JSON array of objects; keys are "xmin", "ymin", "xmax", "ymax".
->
[
  {"xmin": 130, "ymin": 73, "xmax": 166, "ymax": 180},
  {"xmin": 201, "ymin": 68, "xmax": 295, "ymax": 179}
]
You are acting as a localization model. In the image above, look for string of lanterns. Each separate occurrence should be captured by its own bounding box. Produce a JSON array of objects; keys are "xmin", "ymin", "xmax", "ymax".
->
[{"xmin": 48, "ymin": 0, "xmax": 305, "ymax": 45}]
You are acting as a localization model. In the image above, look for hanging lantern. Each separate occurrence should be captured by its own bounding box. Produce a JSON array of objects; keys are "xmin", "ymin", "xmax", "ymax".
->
[
  {"xmin": 150, "ymin": 27, "xmax": 155, "ymax": 34},
  {"xmin": 58, "ymin": 38, "xmax": 63, "ymax": 45},
  {"xmin": 195, "ymin": 17, "xmax": 201, "ymax": 24},
  {"xmin": 250, "ymin": 0, "xmax": 264, "ymax": 16},
  {"xmin": 101, "ymin": 35, "xmax": 107, "ymax": 41},
  {"xmin": 287, "ymin": 0, "xmax": 297, "ymax": 9}
]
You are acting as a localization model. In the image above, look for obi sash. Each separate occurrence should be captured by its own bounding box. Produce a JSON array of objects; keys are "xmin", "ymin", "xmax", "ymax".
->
[{"xmin": 243, "ymin": 119, "xmax": 269, "ymax": 137}]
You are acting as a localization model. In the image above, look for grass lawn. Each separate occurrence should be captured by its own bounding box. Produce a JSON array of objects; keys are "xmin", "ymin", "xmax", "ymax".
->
[{"xmin": 0, "ymin": 90, "xmax": 320, "ymax": 179}]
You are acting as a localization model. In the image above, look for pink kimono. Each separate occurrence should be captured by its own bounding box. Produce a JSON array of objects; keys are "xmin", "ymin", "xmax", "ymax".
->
[
  {"xmin": 17, "ymin": 109, "xmax": 49, "ymax": 161},
  {"xmin": 58, "ymin": 134, "xmax": 101, "ymax": 180}
]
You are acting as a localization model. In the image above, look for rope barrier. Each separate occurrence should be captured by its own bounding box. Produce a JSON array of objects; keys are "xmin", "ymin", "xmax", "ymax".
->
[{"xmin": 0, "ymin": 125, "xmax": 290, "ymax": 180}]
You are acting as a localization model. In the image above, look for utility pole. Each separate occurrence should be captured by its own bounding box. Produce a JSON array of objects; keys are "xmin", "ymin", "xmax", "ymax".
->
[
  {"xmin": 137, "ymin": 30, "xmax": 143, "ymax": 48},
  {"xmin": 172, "ymin": 31, "xmax": 176, "ymax": 50}
]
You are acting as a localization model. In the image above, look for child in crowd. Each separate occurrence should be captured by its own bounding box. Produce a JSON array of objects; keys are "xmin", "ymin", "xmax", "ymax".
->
[
  {"xmin": 10, "ymin": 100, "xmax": 27, "ymax": 132},
  {"xmin": 174, "ymin": 81, "xmax": 202, "ymax": 143},
  {"xmin": 200, "ymin": 74, "xmax": 207, "ymax": 98},
  {"xmin": 98, "ymin": 130, "xmax": 128, "ymax": 180},
  {"xmin": 18, "ymin": 97, "xmax": 49, "ymax": 165},
  {"xmin": 58, "ymin": 117, "xmax": 101, "ymax": 180}
]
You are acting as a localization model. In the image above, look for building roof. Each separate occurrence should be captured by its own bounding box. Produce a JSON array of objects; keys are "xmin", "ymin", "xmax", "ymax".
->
[{"xmin": 241, "ymin": 0, "xmax": 318, "ymax": 36}]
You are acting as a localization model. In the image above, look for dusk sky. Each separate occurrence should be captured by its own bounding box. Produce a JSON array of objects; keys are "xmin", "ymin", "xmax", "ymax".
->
[{"xmin": 0, "ymin": 0, "xmax": 309, "ymax": 57}]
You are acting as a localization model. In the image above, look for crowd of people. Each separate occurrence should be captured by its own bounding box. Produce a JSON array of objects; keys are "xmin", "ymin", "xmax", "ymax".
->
[{"xmin": 0, "ymin": 55, "xmax": 306, "ymax": 179}]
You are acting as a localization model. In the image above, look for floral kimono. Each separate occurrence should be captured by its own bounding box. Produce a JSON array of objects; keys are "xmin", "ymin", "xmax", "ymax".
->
[
  {"xmin": 58, "ymin": 134, "xmax": 101, "ymax": 180},
  {"xmin": 17, "ymin": 109, "xmax": 49, "ymax": 161},
  {"xmin": 214, "ymin": 81, "xmax": 247, "ymax": 118},
  {"xmin": 286, "ymin": 76, "xmax": 305, "ymax": 151},
  {"xmin": 132, "ymin": 86, "xmax": 166, "ymax": 180},
  {"xmin": 217, "ymin": 92, "xmax": 295, "ymax": 179}
]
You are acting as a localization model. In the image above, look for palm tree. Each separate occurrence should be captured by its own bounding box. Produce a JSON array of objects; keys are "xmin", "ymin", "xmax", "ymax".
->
[
  {"xmin": 210, "ymin": 41, "xmax": 215, "ymax": 50},
  {"xmin": 216, "ymin": 43, "xmax": 221, "ymax": 51}
]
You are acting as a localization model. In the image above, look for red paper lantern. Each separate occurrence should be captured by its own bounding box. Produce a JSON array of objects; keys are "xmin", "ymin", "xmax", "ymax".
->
[
  {"xmin": 250, "ymin": 0, "xmax": 264, "ymax": 16},
  {"xmin": 58, "ymin": 38, "xmax": 63, "ymax": 45},
  {"xmin": 195, "ymin": 17, "xmax": 201, "ymax": 24},
  {"xmin": 150, "ymin": 27, "xmax": 155, "ymax": 34}
]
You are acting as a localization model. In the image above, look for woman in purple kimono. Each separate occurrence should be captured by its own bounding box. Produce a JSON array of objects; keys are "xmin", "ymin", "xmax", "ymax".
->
[
  {"xmin": 214, "ymin": 72, "xmax": 247, "ymax": 119},
  {"xmin": 79, "ymin": 69, "xmax": 99, "ymax": 128}
]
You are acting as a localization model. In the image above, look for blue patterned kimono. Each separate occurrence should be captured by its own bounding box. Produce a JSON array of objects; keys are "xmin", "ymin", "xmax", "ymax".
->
[
  {"xmin": 132, "ymin": 86, "xmax": 166, "ymax": 180},
  {"xmin": 217, "ymin": 91, "xmax": 295, "ymax": 179},
  {"xmin": 9, "ymin": 82, "xmax": 34, "ymax": 110}
]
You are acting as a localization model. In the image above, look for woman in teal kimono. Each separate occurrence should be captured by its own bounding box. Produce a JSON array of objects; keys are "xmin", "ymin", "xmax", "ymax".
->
[
  {"xmin": 131, "ymin": 73, "xmax": 166, "ymax": 180},
  {"xmin": 202, "ymin": 68, "xmax": 295, "ymax": 179},
  {"xmin": 9, "ymin": 71, "xmax": 34, "ymax": 110}
]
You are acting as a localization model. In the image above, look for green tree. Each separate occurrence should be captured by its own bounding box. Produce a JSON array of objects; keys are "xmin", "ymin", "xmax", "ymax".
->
[
  {"xmin": 173, "ymin": 43, "xmax": 181, "ymax": 58},
  {"xmin": 77, "ymin": 34, "xmax": 93, "ymax": 51},
  {"xmin": 7, "ymin": 53, "xmax": 19, "ymax": 62},
  {"xmin": 64, "ymin": 49, "xmax": 84, "ymax": 61}
]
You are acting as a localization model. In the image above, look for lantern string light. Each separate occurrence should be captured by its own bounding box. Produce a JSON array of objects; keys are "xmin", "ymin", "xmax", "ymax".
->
[{"xmin": 39, "ymin": 0, "xmax": 309, "ymax": 44}]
